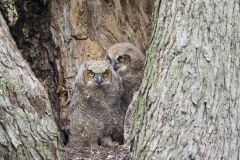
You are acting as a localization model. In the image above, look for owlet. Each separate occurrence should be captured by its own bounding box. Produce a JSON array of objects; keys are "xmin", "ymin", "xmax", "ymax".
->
[
  {"xmin": 68, "ymin": 60, "xmax": 124, "ymax": 147},
  {"xmin": 107, "ymin": 43, "xmax": 145, "ymax": 142}
]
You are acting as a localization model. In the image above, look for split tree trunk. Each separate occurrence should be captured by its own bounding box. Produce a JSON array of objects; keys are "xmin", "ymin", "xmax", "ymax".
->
[
  {"xmin": 132, "ymin": 0, "xmax": 240, "ymax": 159},
  {"xmin": 0, "ymin": 13, "xmax": 62, "ymax": 159}
]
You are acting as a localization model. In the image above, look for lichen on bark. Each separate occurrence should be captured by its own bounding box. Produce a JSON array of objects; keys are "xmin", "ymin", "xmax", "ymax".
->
[{"xmin": 0, "ymin": 12, "xmax": 63, "ymax": 159}]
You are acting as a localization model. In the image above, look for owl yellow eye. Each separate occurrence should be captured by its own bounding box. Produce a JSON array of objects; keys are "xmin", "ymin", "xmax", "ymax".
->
[
  {"xmin": 118, "ymin": 56, "xmax": 125, "ymax": 62},
  {"xmin": 89, "ymin": 71, "xmax": 95, "ymax": 77},
  {"xmin": 102, "ymin": 71, "xmax": 109, "ymax": 77}
]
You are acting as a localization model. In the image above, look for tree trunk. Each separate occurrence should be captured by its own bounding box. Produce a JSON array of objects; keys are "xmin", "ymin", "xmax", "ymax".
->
[
  {"xmin": 0, "ymin": 12, "xmax": 62, "ymax": 159},
  {"xmin": 132, "ymin": 0, "xmax": 240, "ymax": 159},
  {"xmin": 0, "ymin": 0, "xmax": 152, "ymax": 129}
]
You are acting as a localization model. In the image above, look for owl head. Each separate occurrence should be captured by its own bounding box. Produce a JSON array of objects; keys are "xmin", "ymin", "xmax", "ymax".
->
[
  {"xmin": 76, "ymin": 60, "xmax": 116, "ymax": 87},
  {"xmin": 107, "ymin": 43, "xmax": 145, "ymax": 73}
]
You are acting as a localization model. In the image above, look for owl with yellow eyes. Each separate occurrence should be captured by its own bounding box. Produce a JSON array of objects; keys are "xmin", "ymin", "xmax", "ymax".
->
[{"xmin": 68, "ymin": 60, "xmax": 124, "ymax": 147}]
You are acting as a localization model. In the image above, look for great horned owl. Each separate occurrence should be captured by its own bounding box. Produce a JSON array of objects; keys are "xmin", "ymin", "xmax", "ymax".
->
[
  {"xmin": 107, "ymin": 43, "xmax": 145, "ymax": 142},
  {"xmin": 68, "ymin": 60, "xmax": 124, "ymax": 147},
  {"xmin": 107, "ymin": 43, "xmax": 145, "ymax": 110}
]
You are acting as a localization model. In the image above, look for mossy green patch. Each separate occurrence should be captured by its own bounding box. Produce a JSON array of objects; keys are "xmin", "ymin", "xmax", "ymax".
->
[{"xmin": 132, "ymin": 97, "xmax": 145, "ymax": 137}]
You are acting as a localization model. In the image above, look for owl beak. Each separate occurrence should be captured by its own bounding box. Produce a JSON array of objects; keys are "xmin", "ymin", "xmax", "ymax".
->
[
  {"xmin": 95, "ymin": 75, "xmax": 103, "ymax": 86},
  {"xmin": 112, "ymin": 61, "xmax": 120, "ymax": 71}
]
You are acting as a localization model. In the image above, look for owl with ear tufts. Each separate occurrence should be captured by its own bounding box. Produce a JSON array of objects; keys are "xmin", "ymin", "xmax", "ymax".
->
[
  {"xmin": 107, "ymin": 43, "xmax": 145, "ymax": 142},
  {"xmin": 68, "ymin": 60, "xmax": 124, "ymax": 147}
]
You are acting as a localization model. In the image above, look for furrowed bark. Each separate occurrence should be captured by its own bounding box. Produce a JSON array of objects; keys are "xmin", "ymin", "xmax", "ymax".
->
[
  {"xmin": 132, "ymin": 0, "xmax": 240, "ymax": 159},
  {"xmin": 0, "ymin": 12, "xmax": 62, "ymax": 159}
]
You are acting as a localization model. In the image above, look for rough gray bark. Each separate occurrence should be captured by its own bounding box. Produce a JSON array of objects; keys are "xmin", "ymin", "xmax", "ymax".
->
[
  {"xmin": 131, "ymin": 0, "xmax": 240, "ymax": 159},
  {"xmin": 0, "ymin": 12, "xmax": 62, "ymax": 159}
]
